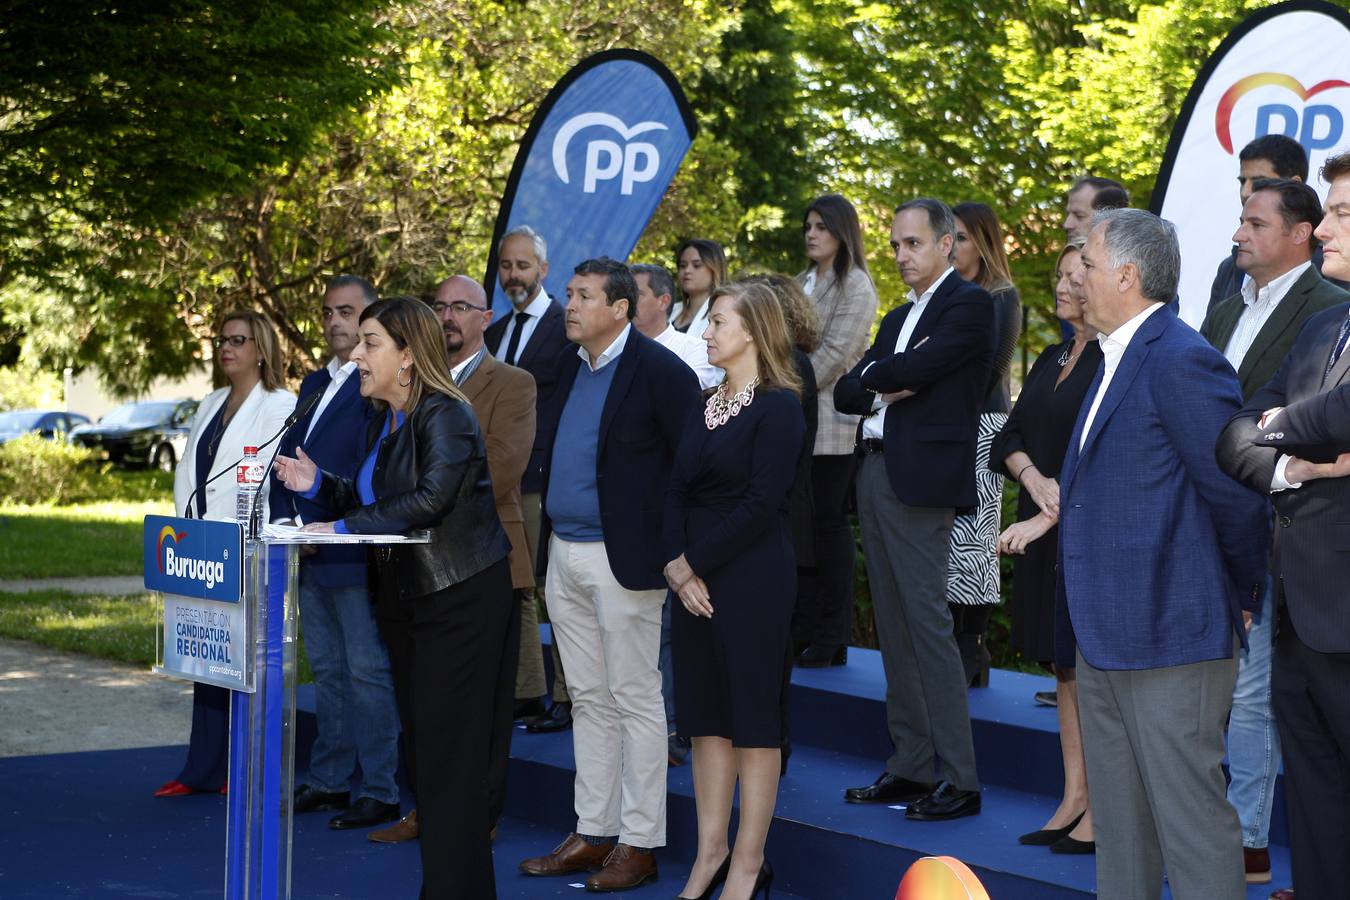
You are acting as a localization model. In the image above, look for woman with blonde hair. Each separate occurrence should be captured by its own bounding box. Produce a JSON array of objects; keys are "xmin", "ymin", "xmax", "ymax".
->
[
  {"xmin": 158, "ymin": 310, "xmax": 296, "ymax": 799},
  {"xmin": 275, "ymin": 297, "xmax": 514, "ymax": 899},
  {"xmin": 664, "ymin": 281, "xmax": 805, "ymax": 900}
]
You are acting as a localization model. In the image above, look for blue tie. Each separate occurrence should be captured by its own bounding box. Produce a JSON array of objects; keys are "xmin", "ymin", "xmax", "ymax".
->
[{"xmin": 1323, "ymin": 314, "xmax": 1350, "ymax": 384}]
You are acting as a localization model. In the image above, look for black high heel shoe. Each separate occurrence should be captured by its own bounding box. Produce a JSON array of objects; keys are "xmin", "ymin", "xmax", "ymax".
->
[
  {"xmin": 1018, "ymin": 810, "xmax": 1085, "ymax": 846},
  {"xmin": 675, "ymin": 854, "xmax": 730, "ymax": 900},
  {"xmin": 751, "ymin": 861, "xmax": 774, "ymax": 899}
]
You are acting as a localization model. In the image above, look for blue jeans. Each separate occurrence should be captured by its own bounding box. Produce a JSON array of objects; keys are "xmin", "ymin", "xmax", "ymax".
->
[
  {"xmin": 299, "ymin": 565, "xmax": 401, "ymax": 804},
  {"xmin": 660, "ymin": 592, "xmax": 676, "ymax": 733},
  {"xmin": 1227, "ymin": 578, "xmax": 1282, "ymax": 849}
]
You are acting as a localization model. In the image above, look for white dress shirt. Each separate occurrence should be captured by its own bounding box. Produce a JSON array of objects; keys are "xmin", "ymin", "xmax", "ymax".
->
[
  {"xmin": 862, "ymin": 267, "xmax": 954, "ymax": 441},
  {"xmin": 304, "ymin": 358, "xmax": 357, "ymax": 442},
  {"xmin": 669, "ymin": 295, "xmax": 713, "ymax": 340},
  {"xmin": 492, "ymin": 289, "xmax": 554, "ymax": 363},
  {"xmin": 653, "ymin": 325, "xmax": 721, "ymax": 389},
  {"xmin": 580, "ymin": 323, "xmax": 631, "ymax": 372},
  {"xmin": 1224, "ymin": 261, "xmax": 1311, "ymax": 371},
  {"xmin": 1079, "ymin": 302, "xmax": 1165, "ymax": 450}
]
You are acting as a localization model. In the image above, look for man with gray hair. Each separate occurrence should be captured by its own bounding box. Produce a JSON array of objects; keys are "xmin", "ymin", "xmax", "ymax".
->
[
  {"xmin": 485, "ymin": 225, "xmax": 576, "ymax": 732},
  {"xmin": 834, "ymin": 198, "xmax": 993, "ymax": 820},
  {"xmin": 1061, "ymin": 208, "xmax": 1269, "ymax": 899}
]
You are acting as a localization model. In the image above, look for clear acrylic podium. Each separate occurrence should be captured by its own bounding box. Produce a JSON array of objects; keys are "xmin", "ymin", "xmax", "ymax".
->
[{"xmin": 148, "ymin": 519, "xmax": 423, "ymax": 900}]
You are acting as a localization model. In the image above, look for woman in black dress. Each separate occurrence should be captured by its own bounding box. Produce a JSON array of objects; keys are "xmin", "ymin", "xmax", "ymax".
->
[
  {"xmin": 989, "ymin": 240, "xmax": 1100, "ymax": 853},
  {"xmin": 664, "ymin": 281, "xmax": 805, "ymax": 900}
]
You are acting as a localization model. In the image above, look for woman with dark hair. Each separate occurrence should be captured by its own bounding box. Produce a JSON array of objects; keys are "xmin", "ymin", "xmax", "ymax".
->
[
  {"xmin": 157, "ymin": 311, "xmax": 296, "ymax": 799},
  {"xmin": 793, "ymin": 193, "xmax": 878, "ymax": 668},
  {"xmin": 944, "ymin": 201, "xmax": 1024, "ymax": 686},
  {"xmin": 665, "ymin": 281, "xmax": 805, "ymax": 900},
  {"xmin": 990, "ymin": 241, "xmax": 1099, "ymax": 855},
  {"xmin": 671, "ymin": 238, "xmax": 727, "ymax": 336},
  {"xmin": 275, "ymin": 297, "xmax": 514, "ymax": 898}
]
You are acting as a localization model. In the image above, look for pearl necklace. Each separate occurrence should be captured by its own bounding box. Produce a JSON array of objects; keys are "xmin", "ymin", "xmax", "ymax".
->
[{"xmin": 705, "ymin": 377, "xmax": 759, "ymax": 430}]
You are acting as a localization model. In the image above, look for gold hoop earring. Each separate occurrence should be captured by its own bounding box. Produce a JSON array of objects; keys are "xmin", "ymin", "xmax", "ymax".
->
[{"xmin": 396, "ymin": 365, "xmax": 412, "ymax": 388}]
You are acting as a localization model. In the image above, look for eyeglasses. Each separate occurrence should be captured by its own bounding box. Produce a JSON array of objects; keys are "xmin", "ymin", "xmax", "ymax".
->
[
  {"xmin": 430, "ymin": 301, "xmax": 487, "ymax": 315},
  {"xmin": 212, "ymin": 335, "xmax": 256, "ymax": 349}
]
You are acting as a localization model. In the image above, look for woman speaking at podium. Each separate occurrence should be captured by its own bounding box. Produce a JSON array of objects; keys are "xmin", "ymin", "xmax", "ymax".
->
[
  {"xmin": 158, "ymin": 311, "xmax": 296, "ymax": 798},
  {"xmin": 275, "ymin": 297, "xmax": 513, "ymax": 900}
]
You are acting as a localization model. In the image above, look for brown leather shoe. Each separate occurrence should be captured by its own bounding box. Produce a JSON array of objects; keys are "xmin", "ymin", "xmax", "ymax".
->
[
  {"xmin": 519, "ymin": 833, "xmax": 614, "ymax": 876},
  {"xmin": 1269, "ymin": 889, "xmax": 1294, "ymax": 900},
  {"xmin": 367, "ymin": 809, "xmax": 418, "ymax": 844},
  {"xmin": 1244, "ymin": 847, "xmax": 1271, "ymax": 884},
  {"xmin": 584, "ymin": 843, "xmax": 657, "ymax": 892}
]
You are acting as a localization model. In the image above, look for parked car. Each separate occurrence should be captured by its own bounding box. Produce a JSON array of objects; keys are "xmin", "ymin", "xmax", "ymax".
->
[
  {"xmin": 70, "ymin": 399, "xmax": 198, "ymax": 470},
  {"xmin": 0, "ymin": 409, "xmax": 91, "ymax": 445}
]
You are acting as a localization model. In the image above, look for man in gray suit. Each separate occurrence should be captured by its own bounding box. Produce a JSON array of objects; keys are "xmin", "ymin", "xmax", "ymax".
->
[{"xmin": 1200, "ymin": 177, "xmax": 1348, "ymax": 887}]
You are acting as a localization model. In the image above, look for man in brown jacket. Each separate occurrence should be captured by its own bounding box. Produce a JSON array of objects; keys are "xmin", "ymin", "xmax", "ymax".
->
[{"xmin": 370, "ymin": 274, "xmax": 539, "ymax": 844}]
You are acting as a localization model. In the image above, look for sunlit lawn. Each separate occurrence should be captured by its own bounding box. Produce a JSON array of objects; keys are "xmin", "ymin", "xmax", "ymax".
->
[
  {"xmin": 0, "ymin": 589, "xmax": 313, "ymax": 683},
  {"xmin": 0, "ymin": 501, "xmax": 171, "ymax": 579}
]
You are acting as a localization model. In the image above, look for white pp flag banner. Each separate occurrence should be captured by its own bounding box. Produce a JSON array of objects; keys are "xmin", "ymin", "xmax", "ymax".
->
[{"xmin": 1153, "ymin": 0, "xmax": 1350, "ymax": 326}]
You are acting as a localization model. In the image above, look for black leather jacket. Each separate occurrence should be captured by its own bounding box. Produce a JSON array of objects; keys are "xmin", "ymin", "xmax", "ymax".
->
[{"xmin": 315, "ymin": 390, "xmax": 510, "ymax": 601}]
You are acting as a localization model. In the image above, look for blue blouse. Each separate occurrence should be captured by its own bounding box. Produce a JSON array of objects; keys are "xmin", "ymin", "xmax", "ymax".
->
[
  {"xmin": 194, "ymin": 401, "xmax": 230, "ymax": 519},
  {"xmin": 303, "ymin": 409, "xmax": 404, "ymax": 533}
]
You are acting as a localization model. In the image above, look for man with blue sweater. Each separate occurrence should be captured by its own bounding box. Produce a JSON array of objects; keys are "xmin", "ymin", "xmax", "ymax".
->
[
  {"xmin": 270, "ymin": 275, "xmax": 400, "ymax": 831},
  {"xmin": 518, "ymin": 258, "xmax": 700, "ymax": 892},
  {"xmin": 1060, "ymin": 210, "xmax": 1269, "ymax": 900}
]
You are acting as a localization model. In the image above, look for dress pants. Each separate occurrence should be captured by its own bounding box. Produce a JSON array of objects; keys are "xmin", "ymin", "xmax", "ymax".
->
[
  {"xmin": 1273, "ymin": 610, "xmax": 1350, "ymax": 899},
  {"xmin": 1077, "ymin": 648, "xmax": 1243, "ymax": 900},
  {"xmin": 856, "ymin": 453, "xmax": 978, "ymax": 789},
  {"xmin": 792, "ymin": 453, "xmax": 857, "ymax": 649},
  {"xmin": 523, "ymin": 492, "xmax": 569, "ymax": 703},
  {"xmin": 376, "ymin": 559, "xmax": 513, "ymax": 900},
  {"xmin": 175, "ymin": 682, "xmax": 229, "ymax": 790},
  {"xmin": 297, "ymin": 565, "xmax": 400, "ymax": 804},
  {"xmin": 545, "ymin": 536, "xmax": 666, "ymax": 847}
]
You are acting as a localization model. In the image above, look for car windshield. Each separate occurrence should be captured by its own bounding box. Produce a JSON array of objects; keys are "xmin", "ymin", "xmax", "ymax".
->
[
  {"xmin": 0, "ymin": 411, "xmax": 43, "ymax": 431},
  {"xmin": 100, "ymin": 402, "xmax": 176, "ymax": 427}
]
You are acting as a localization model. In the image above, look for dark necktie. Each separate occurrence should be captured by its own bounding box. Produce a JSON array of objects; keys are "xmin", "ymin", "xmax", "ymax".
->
[
  {"xmin": 1323, "ymin": 314, "xmax": 1350, "ymax": 383},
  {"xmin": 503, "ymin": 311, "xmax": 530, "ymax": 366}
]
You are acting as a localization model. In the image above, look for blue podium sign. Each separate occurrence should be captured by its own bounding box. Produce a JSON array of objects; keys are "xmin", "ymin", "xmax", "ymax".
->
[{"xmin": 143, "ymin": 515, "xmax": 243, "ymax": 602}]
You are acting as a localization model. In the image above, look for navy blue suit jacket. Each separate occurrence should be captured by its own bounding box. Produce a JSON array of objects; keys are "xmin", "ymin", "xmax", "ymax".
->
[
  {"xmin": 268, "ymin": 366, "xmax": 373, "ymax": 588},
  {"xmin": 833, "ymin": 271, "xmax": 995, "ymax": 509},
  {"xmin": 535, "ymin": 328, "xmax": 700, "ymax": 591},
  {"xmin": 485, "ymin": 297, "xmax": 572, "ymax": 495},
  {"xmin": 1057, "ymin": 306, "xmax": 1269, "ymax": 670}
]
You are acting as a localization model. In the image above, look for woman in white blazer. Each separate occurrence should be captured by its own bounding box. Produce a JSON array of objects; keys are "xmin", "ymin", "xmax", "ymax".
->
[{"xmin": 156, "ymin": 310, "xmax": 296, "ymax": 798}]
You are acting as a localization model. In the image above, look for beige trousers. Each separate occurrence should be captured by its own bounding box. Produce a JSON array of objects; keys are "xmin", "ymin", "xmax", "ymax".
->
[{"xmin": 545, "ymin": 535, "xmax": 667, "ymax": 847}]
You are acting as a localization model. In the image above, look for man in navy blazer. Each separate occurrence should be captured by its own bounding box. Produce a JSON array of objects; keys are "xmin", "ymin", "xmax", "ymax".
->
[
  {"xmin": 268, "ymin": 276, "xmax": 401, "ymax": 831},
  {"xmin": 518, "ymin": 258, "xmax": 699, "ymax": 891},
  {"xmin": 834, "ymin": 198, "xmax": 994, "ymax": 821},
  {"xmin": 1216, "ymin": 149, "xmax": 1350, "ymax": 900},
  {"xmin": 1060, "ymin": 210, "xmax": 1268, "ymax": 900}
]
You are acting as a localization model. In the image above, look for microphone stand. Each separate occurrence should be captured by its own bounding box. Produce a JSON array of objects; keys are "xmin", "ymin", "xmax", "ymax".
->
[{"xmin": 247, "ymin": 390, "xmax": 323, "ymax": 539}]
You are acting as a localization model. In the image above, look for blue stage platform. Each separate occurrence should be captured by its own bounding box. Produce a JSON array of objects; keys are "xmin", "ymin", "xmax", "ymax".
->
[{"xmin": 0, "ymin": 632, "xmax": 1291, "ymax": 898}]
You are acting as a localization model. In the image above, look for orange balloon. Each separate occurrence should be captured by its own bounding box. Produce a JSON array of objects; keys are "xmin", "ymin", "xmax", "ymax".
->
[{"xmin": 895, "ymin": 856, "xmax": 991, "ymax": 900}]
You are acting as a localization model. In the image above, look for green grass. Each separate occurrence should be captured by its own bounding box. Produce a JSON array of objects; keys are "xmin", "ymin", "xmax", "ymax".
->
[
  {"xmin": 0, "ymin": 590, "xmax": 160, "ymax": 666},
  {"xmin": 0, "ymin": 589, "xmax": 314, "ymax": 683},
  {"xmin": 0, "ymin": 500, "xmax": 172, "ymax": 579}
]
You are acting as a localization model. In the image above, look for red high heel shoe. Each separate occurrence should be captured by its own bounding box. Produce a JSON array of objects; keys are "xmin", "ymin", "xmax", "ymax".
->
[{"xmin": 154, "ymin": 780, "xmax": 193, "ymax": 798}]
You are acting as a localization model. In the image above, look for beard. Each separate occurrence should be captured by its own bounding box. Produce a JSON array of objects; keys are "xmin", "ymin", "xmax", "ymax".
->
[
  {"xmin": 504, "ymin": 274, "xmax": 540, "ymax": 306},
  {"xmin": 443, "ymin": 329, "xmax": 464, "ymax": 354}
]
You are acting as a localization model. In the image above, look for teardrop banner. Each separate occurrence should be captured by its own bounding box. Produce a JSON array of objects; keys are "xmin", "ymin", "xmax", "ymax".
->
[
  {"xmin": 483, "ymin": 50, "xmax": 698, "ymax": 319},
  {"xmin": 1152, "ymin": 0, "xmax": 1350, "ymax": 326}
]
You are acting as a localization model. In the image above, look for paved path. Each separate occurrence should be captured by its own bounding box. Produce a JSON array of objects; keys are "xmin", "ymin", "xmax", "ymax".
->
[
  {"xmin": 0, "ymin": 636, "xmax": 190, "ymax": 758},
  {"xmin": 0, "ymin": 575, "xmax": 144, "ymax": 595}
]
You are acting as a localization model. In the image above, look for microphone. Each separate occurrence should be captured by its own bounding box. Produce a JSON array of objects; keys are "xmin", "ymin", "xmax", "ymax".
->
[
  {"xmin": 182, "ymin": 390, "xmax": 323, "ymax": 523},
  {"xmin": 248, "ymin": 389, "xmax": 323, "ymax": 538}
]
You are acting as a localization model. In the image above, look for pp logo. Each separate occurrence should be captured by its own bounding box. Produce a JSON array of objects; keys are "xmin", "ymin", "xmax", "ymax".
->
[
  {"xmin": 1215, "ymin": 73, "xmax": 1350, "ymax": 154},
  {"xmin": 552, "ymin": 112, "xmax": 667, "ymax": 195}
]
